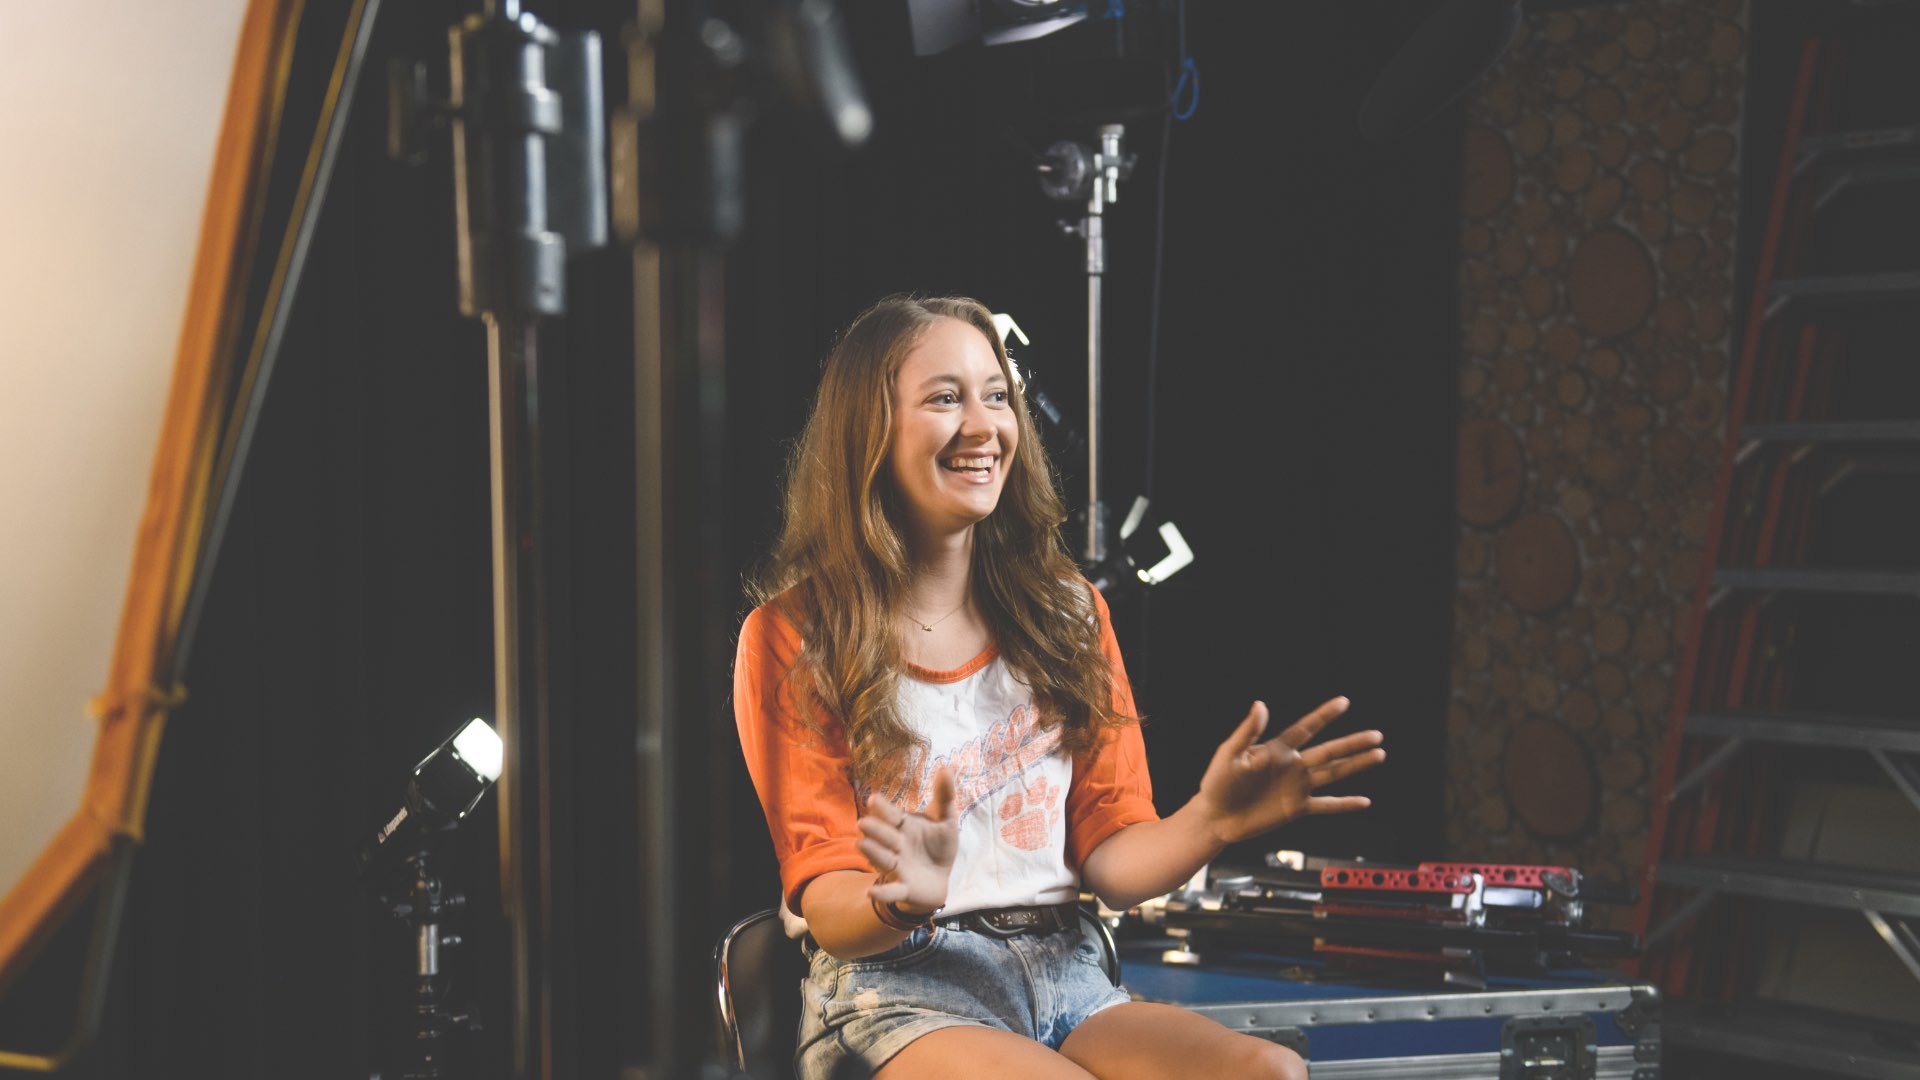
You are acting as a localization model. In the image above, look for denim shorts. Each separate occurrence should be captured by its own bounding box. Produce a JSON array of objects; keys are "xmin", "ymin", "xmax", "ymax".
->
[{"xmin": 794, "ymin": 922, "xmax": 1131, "ymax": 1079}]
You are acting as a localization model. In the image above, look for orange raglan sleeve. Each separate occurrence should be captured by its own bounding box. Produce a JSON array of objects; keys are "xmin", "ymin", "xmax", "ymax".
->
[
  {"xmin": 734, "ymin": 603, "xmax": 870, "ymax": 913},
  {"xmin": 1064, "ymin": 584, "xmax": 1159, "ymax": 869}
]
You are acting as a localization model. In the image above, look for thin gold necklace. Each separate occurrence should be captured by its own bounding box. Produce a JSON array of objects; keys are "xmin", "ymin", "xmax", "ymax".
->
[{"xmin": 903, "ymin": 598, "xmax": 968, "ymax": 633}]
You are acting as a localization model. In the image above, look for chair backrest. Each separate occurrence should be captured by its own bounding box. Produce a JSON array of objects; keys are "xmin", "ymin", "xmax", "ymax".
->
[
  {"xmin": 715, "ymin": 909, "xmax": 807, "ymax": 1080},
  {"xmin": 714, "ymin": 905, "xmax": 1122, "ymax": 1079},
  {"xmin": 1077, "ymin": 907, "xmax": 1123, "ymax": 987}
]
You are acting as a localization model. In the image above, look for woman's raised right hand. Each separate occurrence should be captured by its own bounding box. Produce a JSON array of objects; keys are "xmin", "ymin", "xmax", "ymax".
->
[{"xmin": 857, "ymin": 766, "xmax": 959, "ymax": 915}]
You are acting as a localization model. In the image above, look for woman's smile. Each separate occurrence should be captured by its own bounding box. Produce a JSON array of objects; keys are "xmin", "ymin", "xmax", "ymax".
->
[{"xmin": 940, "ymin": 453, "xmax": 998, "ymax": 482}]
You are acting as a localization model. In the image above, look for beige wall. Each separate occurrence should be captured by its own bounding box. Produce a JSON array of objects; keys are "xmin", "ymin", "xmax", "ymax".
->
[{"xmin": 0, "ymin": 1, "xmax": 249, "ymax": 892}]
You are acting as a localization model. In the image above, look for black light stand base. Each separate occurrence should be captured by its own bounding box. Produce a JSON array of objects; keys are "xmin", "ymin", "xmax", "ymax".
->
[{"xmin": 370, "ymin": 845, "xmax": 478, "ymax": 1080}]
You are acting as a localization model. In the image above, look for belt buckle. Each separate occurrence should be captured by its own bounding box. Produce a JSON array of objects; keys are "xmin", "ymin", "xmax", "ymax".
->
[{"xmin": 980, "ymin": 909, "xmax": 1039, "ymax": 937}]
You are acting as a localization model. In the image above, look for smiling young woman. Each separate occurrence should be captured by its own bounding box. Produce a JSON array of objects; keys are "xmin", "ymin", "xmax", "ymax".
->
[
  {"xmin": 734, "ymin": 295, "xmax": 1385, "ymax": 1080},
  {"xmin": 748, "ymin": 297, "xmax": 1126, "ymax": 790}
]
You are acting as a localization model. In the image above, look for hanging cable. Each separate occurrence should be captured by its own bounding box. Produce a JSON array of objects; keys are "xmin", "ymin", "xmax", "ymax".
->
[
  {"xmin": 1169, "ymin": 0, "xmax": 1199, "ymax": 122},
  {"xmin": 1143, "ymin": 0, "xmax": 1187, "ymax": 504},
  {"xmin": 1137, "ymin": 0, "xmax": 1194, "ymax": 685}
]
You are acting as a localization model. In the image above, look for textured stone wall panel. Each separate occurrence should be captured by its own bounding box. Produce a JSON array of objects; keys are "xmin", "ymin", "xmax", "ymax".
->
[{"xmin": 1447, "ymin": 0, "xmax": 1745, "ymax": 923}]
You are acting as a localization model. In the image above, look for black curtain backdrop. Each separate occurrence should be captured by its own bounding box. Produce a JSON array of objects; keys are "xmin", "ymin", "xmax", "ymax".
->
[
  {"xmin": 722, "ymin": 0, "xmax": 1460, "ymax": 889},
  {"xmin": 46, "ymin": 1, "xmax": 1462, "ymax": 1077}
]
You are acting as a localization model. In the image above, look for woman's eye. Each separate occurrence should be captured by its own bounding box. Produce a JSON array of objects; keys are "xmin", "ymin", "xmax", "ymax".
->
[
  {"xmin": 987, "ymin": 390, "xmax": 1010, "ymax": 404},
  {"xmin": 930, "ymin": 391, "xmax": 958, "ymax": 405}
]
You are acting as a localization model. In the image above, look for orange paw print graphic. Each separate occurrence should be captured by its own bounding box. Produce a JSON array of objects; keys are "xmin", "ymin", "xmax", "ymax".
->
[{"xmin": 997, "ymin": 774, "xmax": 1062, "ymax": 851}]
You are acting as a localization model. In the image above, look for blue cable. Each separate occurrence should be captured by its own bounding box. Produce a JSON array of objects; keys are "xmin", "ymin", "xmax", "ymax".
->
[{"xmin": 1171, "ymin": 56, "xmax": 1200, "ymax": 121}]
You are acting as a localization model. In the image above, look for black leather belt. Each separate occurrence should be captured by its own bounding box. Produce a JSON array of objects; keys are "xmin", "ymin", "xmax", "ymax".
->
[{"xmin": 935, "ymin": 901, "xmax": 1080, "ymax": 938}]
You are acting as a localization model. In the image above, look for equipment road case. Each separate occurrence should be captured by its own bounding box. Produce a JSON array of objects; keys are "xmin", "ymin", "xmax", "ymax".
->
[{"xmin": 1118, "ymin": 943, "xmax": 1661, "ymax": 1079}]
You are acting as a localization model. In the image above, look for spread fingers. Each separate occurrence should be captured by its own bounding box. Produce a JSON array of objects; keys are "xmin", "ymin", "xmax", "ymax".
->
[
  {"xmin": 1307, "ymin": 748, "xmax": 1387, "ymax": 788},
  {"xmin": 1276, "ymin": 696, "xmax": 1350, "ymax": 749},
  {"xmin": 1299, "ymin": 729, "xmax": 1384, "ymax": 768}
]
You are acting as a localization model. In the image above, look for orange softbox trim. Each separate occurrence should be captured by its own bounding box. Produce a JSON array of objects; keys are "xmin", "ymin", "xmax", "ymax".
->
[{"xmin": 0, "ymin": 0, "xmax": 298, "ymax": 994}]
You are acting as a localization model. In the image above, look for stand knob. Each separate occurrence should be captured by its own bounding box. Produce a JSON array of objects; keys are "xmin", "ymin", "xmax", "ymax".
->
[{"xmin": 1038, "ymin": 140, "xmax": 1095, "ymax": 201}]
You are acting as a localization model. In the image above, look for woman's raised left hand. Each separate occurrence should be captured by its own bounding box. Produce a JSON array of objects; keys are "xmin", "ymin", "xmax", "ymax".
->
[
  {"xmin": 857, "ymin": 766, "xmax": 959, "ymax": 916},
  {"xmin": 1192, "ymin": 697, "xmax": 1385, "ymax": 846}
]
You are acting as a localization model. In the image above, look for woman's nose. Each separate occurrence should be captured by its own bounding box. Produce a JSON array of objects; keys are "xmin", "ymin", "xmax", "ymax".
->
[{"xmin": 957, "ymin": 399, "xmax": 995, "ymax": 438}]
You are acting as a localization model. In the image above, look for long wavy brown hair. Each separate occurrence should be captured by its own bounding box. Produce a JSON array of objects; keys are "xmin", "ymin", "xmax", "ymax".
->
[{"xmin": 749, "ymin": 295, "xmax": 1131, "ymax": 789}]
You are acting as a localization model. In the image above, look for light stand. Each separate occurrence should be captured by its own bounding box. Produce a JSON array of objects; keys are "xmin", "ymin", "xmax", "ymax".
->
[
  {"xmin": 393, "ymin": 4, "xmax": 608, "ymax": 1074},
  {"xmin": 452, "ymin": 7, "xmax": 606, "ymax": 1073},
  {"xmin": 373, "ymin": 847, "xmax": 473, "ymax": 1080},
  {"xmin": 361, "ymin": 718, "xmax": 505, "ymax": 1080},
  {"xmin": 1039, "ymin": 125, "xmax": 1135, "ymax": 564},
  {"xmin": 606, "ymin": 6, "xmax": 871, "ymax": 1076},
  {"xmin": 396, "ymin": 3, "xmax": 870, "ymax": 1073}
]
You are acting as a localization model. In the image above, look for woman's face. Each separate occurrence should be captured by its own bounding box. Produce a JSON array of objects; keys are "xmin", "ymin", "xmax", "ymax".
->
[{"xmin": 887, "ymin": 318, "xmax": 1019, "ymax": 538}]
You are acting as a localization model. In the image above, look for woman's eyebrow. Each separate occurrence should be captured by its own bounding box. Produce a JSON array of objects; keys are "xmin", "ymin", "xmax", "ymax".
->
[{"xmin": 911, "ymin": 372, "xmax": 1007, "ymax": 392}]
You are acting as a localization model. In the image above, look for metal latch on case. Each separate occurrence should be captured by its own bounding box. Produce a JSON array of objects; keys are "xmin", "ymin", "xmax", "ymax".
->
[{"xmin": 1500, "ymin": 1014, "xmax": 1598, "ymax": 1079}]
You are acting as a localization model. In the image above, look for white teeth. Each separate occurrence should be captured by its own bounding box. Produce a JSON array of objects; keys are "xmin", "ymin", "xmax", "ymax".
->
[{"xmin": 943, "ymin": 457, "xmax": 994, "ymax": 470}]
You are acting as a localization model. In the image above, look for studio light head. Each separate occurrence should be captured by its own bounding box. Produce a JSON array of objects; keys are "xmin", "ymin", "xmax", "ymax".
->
[
  {"xmin": 991, "ymin": 312, "xmax": 1193, "ymax": 600},
  {"xmin": 1085, "ymin": 495, "xmax": 1194, "ymax": 598},
  {"xmin": 358, "ymin": 717, "xmax": 503, "ymax": 873},
  {"xmin": 906, "ymin": 0, "xmax": 1089, "ymax": 57}
]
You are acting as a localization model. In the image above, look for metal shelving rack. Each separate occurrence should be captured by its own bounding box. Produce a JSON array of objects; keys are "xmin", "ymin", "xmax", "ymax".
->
[{"xmin": 1634, "ymin": 18, "xmax": 1920, "ymax": 1077}]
